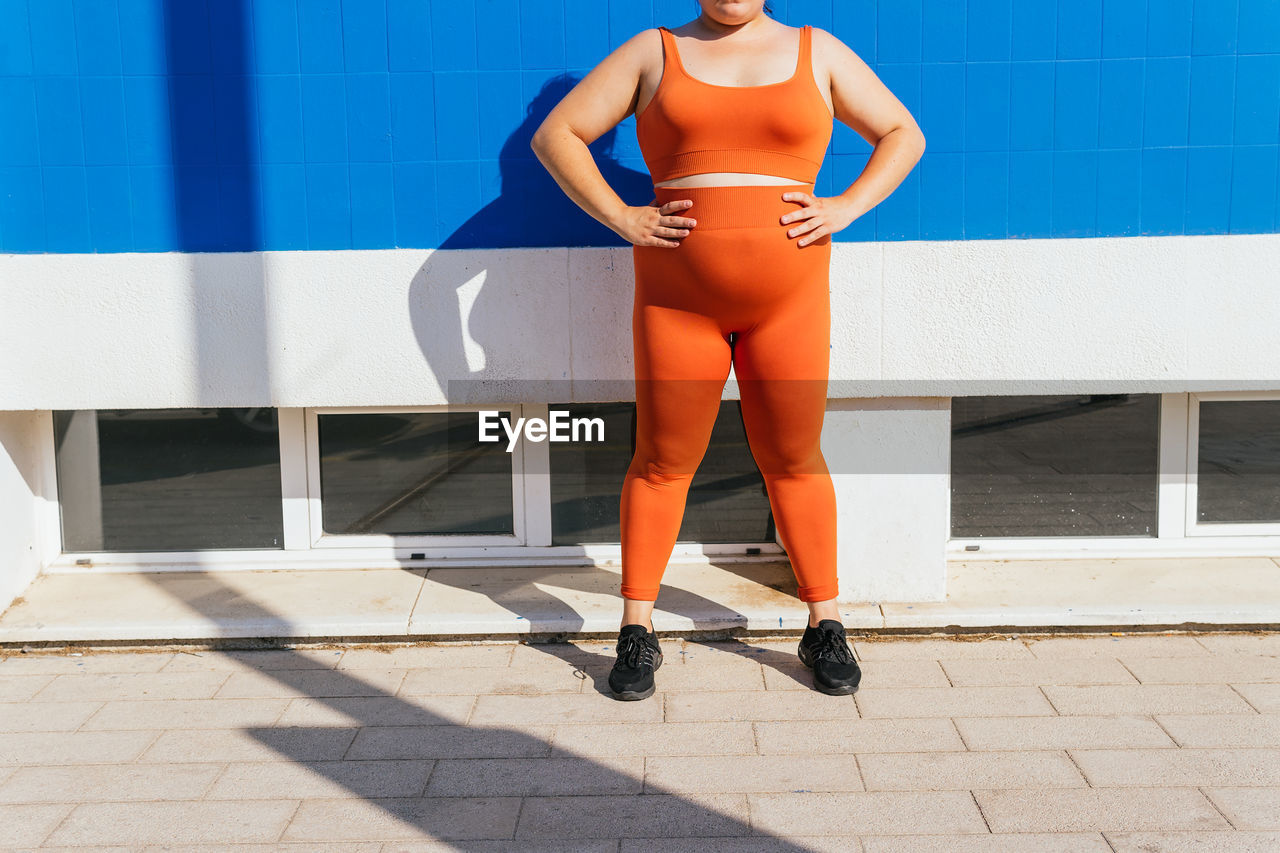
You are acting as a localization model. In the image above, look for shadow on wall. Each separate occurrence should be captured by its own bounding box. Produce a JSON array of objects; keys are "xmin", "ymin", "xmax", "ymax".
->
[
  {"xmin": 436, "ymin": 73, "xmax": 656, "ymax": 251},
  {"xmin": 409, "ymin": 72, "xmax": 654, "ymax": 402},
  {"xmin": 165, "ymin": 0, "xmax": 272, "ymax": 402}
]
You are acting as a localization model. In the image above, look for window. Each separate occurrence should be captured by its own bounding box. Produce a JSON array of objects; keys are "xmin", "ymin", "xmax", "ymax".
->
[
  {"xmin": 549, "ymin": 401, "xmax": 775, "ymax": 545},
  {"xmin": 950, "ymin": 394, "xmax": 1160, "ymax": 538},
  {"xmin": 53, "ymin": 408, "xmax": 283, "ymax": 552},
  {"xmin": 316, "ymin": 410, "xmax": 516, "ymax": 536},
  {"xmin": 1192, "ymin": 397, "xmax": 1280, "ymax": 525}
]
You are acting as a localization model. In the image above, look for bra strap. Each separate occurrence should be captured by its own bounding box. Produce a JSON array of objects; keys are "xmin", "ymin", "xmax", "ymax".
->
[{"xmin": 657, "ymin": 26, "xmax": 676, "ymax": 75}]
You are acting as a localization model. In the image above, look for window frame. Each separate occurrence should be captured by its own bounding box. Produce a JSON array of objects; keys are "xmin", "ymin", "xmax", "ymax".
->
[
  {"xmin": 945, "ymin": 391, "xmax": 1280, "ymax": 558},
  {"xmin": 302, "ymin": 404, "xmax": 529, "ymax": 549},
  {"xmin": 44, "ymin": 403, "xmax": 784, "ymax": 572},
  {"xmin": 1184, "ymin": 390, "xmax": 1280, "ymax": 538}
]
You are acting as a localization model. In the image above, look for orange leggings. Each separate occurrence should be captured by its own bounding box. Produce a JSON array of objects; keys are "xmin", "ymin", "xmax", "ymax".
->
[{"xmin": 620, "ymin": 182, "xmax": 838, "ymax": 604}]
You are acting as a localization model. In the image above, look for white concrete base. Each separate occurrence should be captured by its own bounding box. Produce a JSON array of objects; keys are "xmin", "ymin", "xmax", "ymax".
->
[
  {"xmin": 882, "ymin": 556, "xmax": 1280, "ymax": 628},
  {"xmin": 1, "ymin": 557, "xmax": 1278, "ymax": 645}
]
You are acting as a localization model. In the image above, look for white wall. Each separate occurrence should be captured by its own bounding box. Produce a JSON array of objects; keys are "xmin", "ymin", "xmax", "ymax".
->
[
  {"xmin": 3, "ymin": 234, "xmax": 1277, "ymax": 410},
  {"xmin": 0, "ymin": 411, "xmax": 53, "ymax": 614},
  {"xmin": 823, "ymin": 398, "xmax": 951, "ymax": 602}
]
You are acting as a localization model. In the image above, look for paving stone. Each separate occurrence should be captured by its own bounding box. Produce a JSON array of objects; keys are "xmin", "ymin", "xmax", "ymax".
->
[
  {"xmin": 425, "ymin": 755, "xmax": 643, "ymax": 796},
  {"xmin": 399, "ymin": 665, "xmax": 586, "ymax": 695},
  {"xmin": 0, "ymin": 674, "xmax": 56, "ymax": 701},
  {"xmin": 852, "ymin": 638, "xmax": 1035, "ymax": 661},
  {"xmin": 1024, "ymin": 636, "xmax": 1210, "ymax": 659},
  {"xmin": 1229, "ymin": 683, "xmax": 1280, "ymax": 713},
  {"xmin": 207, "ymin": 759, "xmax": 434, "ymax": 799},
  {"xmin": 548, "ymin": 721, "xmax": 757, "ymax": 756},
  {"xmin": 1041, "ymin": 684, "xmax": 1257, "ymax": 715},
  {"xmin": 0, "ymin": 730, "xmax": 158, "ymax": 765},
  {"xmin": 138, "ymin": 727, "xmax": 355, "ymax": 764},
  {"xmin": 679, "ymin": 642, "xmax": 795, "ymax": 672},
  {"xmin": 763, "ymin": 659, "xmax": 948, "ymax": 691},
  {"xmin": 509, "ymin": 641, "xmax": 625, "ymax": 669},
  {"xmin": 515, "ymin": 792, "xmax": 749, "ymax": 838},
  {"xmin": 0, "ymin": 802, "xmax": 75, "ymax": 847},
  {"xmin": 622, "ymin": 839, "xmax": 853, "ymax": 852},
  {"xmin": 0, "ymin": 762, "xmax": 220, "ymax": 803},
  {"xmin": 42, "ymin": 800, "xmax": 299, "ymax": 846},
  {"xmin": 857, "ymin": 749, "xmax": 1086, "ymax": 790},
  {"xmin": 1122, "ymin": 656, "xmax": 1280, "ymax": 684},
  {"xmin": 854, "ymin": 686, "xmax": 1057, "ymax": 718},
  {"xmin": 953, "ymin": 715, "xmax": 1177, "ymax": 750},
  {"xmin": 664, "ymin": 690, "xmax": 858, "ymax": 722},
  {"xmin": 644, "ymin": 754, "xmax": 863, "ymax": 793},
  {"xmin": 345, "ymin": 724, "xmax": 555, "ymax": 760},
  {"xmin": 1155, "ymin": 713, "xmax": 1280, "ymax": 748},
  {"xmin": 860, "ymin": 833, "xmax": 1112, "ymax": 852},
  {"xmin": 1105, "ymin": 830, "xmax": 1280, "ymax": 853},
  {"xmin": 281, "ymin": 796, "xmax": 522, "ymax": 842},
  {"xmin": 29, "ymin": 671, "xmax": 230, "ymax": 702},
  {"xmin": 136, "ymin": 840, "xmax": 384, "ymax": 845},
  {"xmin": 36, "ymin": 846, "xmax": 379, "ymax": 853},
  {"xmin": 0, "ymin": 699, "xmax": 102, "ymax": 732},
  {"xmin": 754, "ymin": 718, "xmax": 965, "ymax": 754},
  {"xmin": 470, "ymin": 692, "xmax": 665, "ymax": 726},
  {"xmin": 1071, "ymin": 747, "xmax": 1280, "ymax": 786},
  {"xmin": 161, "ymin": 648, "xmax": 349, "ymax": 671},
  {"xmin": 973, "ymin": 787, "xmax": 1230, "ymax": 832},
  {"xmin": 338, "ymin": 643, "xmax": 515, "ymax": 669},
  {"xmin": 79, "ymin": 697, "xmax": 290, "ymax": 731},
  {"xmin": 1202, "ymin": 787, "xmax": 1280, "ymax": 830},
  {"xmin": 939, "ymin": 658, "xmax": 1138, "ymax": 687},
  {"xmin": 0, "ymin": 651, "xmax": 174, "ymax": 674},
  {"xmin": 648, "ymin": 659, "xmax": 766, "ymax": 691},
  {"xmin": 213, "ymin": 668, "xmax": 407, "ymax": 699},
  {"xmin": 385, "ymin": 842, "xmax": 614, "ymax": 853},
  {"xmin": 747, "ymin": 791, "xmax": 988, "ymax": 835},
  {"xmin": 1194, "ymin": 634, "xmax": 1280, "ymax": 656},
  {"xmin": 274, "ymin": 695, "xmax": 474, "ymax": 728}
]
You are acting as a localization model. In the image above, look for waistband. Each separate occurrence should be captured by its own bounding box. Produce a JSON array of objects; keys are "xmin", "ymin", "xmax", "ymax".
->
[{"xmin": 648, "ymin": 182, "xmax": 816, "ymax": 230}]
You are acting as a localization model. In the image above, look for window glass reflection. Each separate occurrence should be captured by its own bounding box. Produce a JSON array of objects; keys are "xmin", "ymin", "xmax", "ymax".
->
[
  {"xmin": 53, "ymin": 408, "xmax": 284, "ymax": 552},
  {"xmin": 317, "ymin": 411, "xmax": 515, "ymax": 535},
  {"xmin": 1196, "ymin": 399, "xmax": 1280, "ymax": 523},
  {"xmin": 549, "ymin": 401, "xmax": 774, "ymax": 545},
  {"xmin": 950, "ymin": 395, "xmax": 1159, "ymax": 538}
]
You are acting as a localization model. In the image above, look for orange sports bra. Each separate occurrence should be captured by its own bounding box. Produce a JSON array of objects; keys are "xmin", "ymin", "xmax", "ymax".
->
[{"xmin": 636, "ymin": 24, "xmax": 833, "ymax": 185}]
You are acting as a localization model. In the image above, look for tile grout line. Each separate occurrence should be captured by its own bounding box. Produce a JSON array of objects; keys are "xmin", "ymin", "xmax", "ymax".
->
[
  {"xmin": 1197, "ymin": 784, "xmax": 1240, "ymax": 831},
  {"xmin": 968, "ymin": 789, "xmax": 993, "ymax": 834},
  {"xmin": 275, "ymin": 798, "xmax": 306, "ymax": 845},
  {"xmin": 1148, "ymin": 713, "xmax": 1185, "ymax": 747}
]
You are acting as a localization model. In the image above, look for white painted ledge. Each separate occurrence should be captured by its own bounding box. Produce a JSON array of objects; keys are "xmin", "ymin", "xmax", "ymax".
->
[
  {"xmin": 3, "ymin": 234, "xmax": 1280, "ymax": 410},
  {"xmin": 1, "ymin": 557, "xmax": 1277, "ymax": 645}
]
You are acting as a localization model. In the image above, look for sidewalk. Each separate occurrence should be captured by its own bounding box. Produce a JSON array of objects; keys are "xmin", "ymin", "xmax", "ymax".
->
[{"xmin": 2, "ymin": 631, "xmax": 1279, "ymax": 850}]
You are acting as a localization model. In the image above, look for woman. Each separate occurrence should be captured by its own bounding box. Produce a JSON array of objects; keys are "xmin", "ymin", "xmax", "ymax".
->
[{"xmin": 531, "ymin": 1, "xmax": 925, "ymax": 700}]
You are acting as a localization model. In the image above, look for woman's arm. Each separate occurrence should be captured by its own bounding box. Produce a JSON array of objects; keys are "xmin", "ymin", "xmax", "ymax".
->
[
  {"xmin": 817, "ymin": 26, "xmax": 927, "ymax": 222},
  {"xmin": 779, "ymin": 27, "xmax": 927, "ymax": 245},
  {"xmin": 530, "ymin": 30, "xmax": 694, "ymax": 247}
]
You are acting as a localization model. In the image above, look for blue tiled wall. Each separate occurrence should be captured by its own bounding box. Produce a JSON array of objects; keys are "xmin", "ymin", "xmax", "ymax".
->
[{"xmin": 1, "ymin": 0, "xmax": 1277, "ymax": 252}]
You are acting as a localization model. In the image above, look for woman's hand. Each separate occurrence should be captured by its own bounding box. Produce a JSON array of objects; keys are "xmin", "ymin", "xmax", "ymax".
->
[
  {"xmin": 613, "ymin": 199, "xmax": 697, "ymax": 248},
  {"xmin": 780, "ymin": 191, "xmax": 858, "ymax": 247}
]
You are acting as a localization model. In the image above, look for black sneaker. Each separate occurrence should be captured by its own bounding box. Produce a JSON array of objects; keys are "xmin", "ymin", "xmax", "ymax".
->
[
  {"xmin": 797, "ymin": 619, "xmax": 862, "ymax": 695},
  {"xmin": 608, "ymin": 624, "xmax": 663, "ymax": 701}
]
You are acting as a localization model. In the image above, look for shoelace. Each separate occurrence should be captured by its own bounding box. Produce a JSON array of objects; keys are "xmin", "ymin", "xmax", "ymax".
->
[
  {"xmin": 616, "ymin": 633, "xmax": 657, "ymax": 670},
  {"xmin": 810, "ymin": 628, "xmax": 856, "ymax": 665}
]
